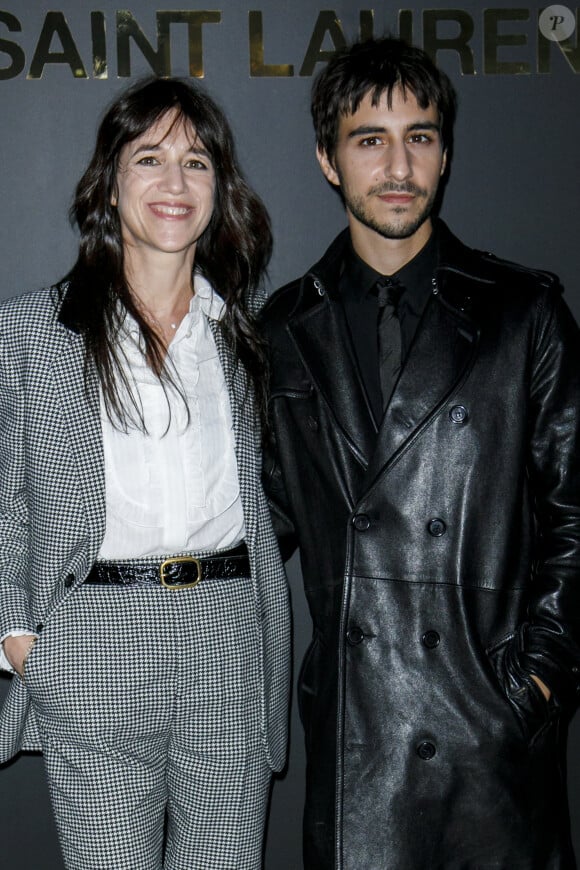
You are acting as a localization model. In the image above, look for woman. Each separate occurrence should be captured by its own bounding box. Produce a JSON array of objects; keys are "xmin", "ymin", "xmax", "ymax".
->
[{"xmin": 0, "ymin": 78, "xmax": 290, "ymax": 869}]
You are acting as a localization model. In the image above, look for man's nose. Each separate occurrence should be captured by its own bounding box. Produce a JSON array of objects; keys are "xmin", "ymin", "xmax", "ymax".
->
[{"xmin": 384, "ymin": 140, "xmax": 412, "ymax": 181}]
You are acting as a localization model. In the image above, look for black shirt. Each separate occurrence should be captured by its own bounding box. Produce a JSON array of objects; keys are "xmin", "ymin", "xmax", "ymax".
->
[{"xmin": 339, "ymin": 228, "xmax": 439, "ymax": 424}]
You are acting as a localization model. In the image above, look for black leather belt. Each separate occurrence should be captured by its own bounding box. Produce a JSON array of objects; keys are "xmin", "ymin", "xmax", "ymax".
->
[{"xmin": 84, "ymin": 543, "xmax": 250, "ymax": 590}]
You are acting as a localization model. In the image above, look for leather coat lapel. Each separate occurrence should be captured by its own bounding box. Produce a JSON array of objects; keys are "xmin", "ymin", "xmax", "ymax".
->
[
  {"xmin": 364, "ymin": 291, "xmax": 479, "ymax": 487},
  {"xmin": 50, "ymin": 327, "xmax": 106, "ymax": 536},
  {"xmin": 289, "ymin": 294, "xmax": 377, "ymax": 468}
]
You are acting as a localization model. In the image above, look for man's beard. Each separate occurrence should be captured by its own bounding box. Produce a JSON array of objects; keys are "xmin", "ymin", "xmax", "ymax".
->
[{"xmin": 343, "ymin": 180, "xmax": 438, "ymax": 240}]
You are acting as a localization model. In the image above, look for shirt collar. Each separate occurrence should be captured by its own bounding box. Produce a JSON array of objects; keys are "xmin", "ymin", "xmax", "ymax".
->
[
  {"xmin": 342, "ymin": 225, "xmax": 439, "ymax": 312},
  {"xmin": 193, "ymin": 272, "xmax": 225, "ymax": 321}
]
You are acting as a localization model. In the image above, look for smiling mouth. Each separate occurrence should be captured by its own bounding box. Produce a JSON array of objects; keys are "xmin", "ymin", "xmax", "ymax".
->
[{"xmin": 149, "ymin": 203, "xmax": 193, "ymax": 217}]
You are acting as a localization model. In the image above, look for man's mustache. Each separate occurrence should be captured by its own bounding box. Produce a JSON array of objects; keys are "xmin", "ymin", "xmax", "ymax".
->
[{"xmin": 368, "ymin": 182, "xmax": 427, "ymax": 197}]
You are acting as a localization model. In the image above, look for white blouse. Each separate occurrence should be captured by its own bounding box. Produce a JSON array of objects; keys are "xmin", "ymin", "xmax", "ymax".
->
[{"xmin": 98, "ymin": 273, "xmax": 245, "ymax": 559}]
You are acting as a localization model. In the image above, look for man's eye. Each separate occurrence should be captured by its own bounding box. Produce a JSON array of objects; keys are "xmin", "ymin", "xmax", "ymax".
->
[
  {"xmin": 408, "ymin": 134, "xmax": 431, "ymax": 144},
  {"xmin": 360, "ymin": 136, "xmax": 382, "ymax": 147}
]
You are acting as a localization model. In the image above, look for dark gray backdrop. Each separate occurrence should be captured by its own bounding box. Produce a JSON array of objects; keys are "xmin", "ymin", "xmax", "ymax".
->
[{"xmin": 0, "ymin": 2, "xmax": 579, "ymax": 867}]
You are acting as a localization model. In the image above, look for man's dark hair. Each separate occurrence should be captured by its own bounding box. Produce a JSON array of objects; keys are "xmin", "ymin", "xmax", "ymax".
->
[
  {"xmin": 312, "ymin": 37, "xmax": 457, "ymax": 160},
  {"xmin": 65, "ymin": 77, "xmax": 272, "ymax": 429}
]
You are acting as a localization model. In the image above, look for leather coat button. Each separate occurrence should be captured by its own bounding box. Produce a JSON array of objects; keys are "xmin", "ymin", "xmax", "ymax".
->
[
  {"xmin": 64, "ymin": 574, "xmax": 74, "ymax": 588},
  {"xmin": 422, "ymin": 630, "xmax": 440, "ymax": 649},
  {"xmin": 353, "ymin": 514, "xmax": 371, "ymax": 532},
  {"xmin": 428, "ymin": 518, "xmax": 446, "ymax": 537},
  {"xmin": 346, "ymin": 626, "xmax": 365, "ymax": 646},
  {"xmin": 449, "ymin": 405, "xmax": 468, "ymax": 424},
  {"xmin": 417, "ymin": 741, "xmax": 436, "ymax": 760}
]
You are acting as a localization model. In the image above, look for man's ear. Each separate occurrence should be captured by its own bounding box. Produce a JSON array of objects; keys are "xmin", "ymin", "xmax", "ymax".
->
[
  {"xmin": 440, "ymin": 147, "xmax": 448, "ymax": 177},
  {"xmin": 316, "ymin": 146, "xmax": 340, "ymax": 187}
]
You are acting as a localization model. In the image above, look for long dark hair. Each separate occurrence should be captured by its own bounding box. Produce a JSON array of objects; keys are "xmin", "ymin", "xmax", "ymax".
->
[{"xmin": 65, "ymin": 76, "xmax": 272, "ymax": 430}]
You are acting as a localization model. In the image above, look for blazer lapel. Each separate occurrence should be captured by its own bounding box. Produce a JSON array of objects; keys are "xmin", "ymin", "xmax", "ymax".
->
[
  {"xmin": 288, "ymin": 295, "xmax": 377, "ymax": 468},
  {"xmin": 364, "ymin": 292, "xmax": 479, "ymax": 487},
  {"xmin": 50, "ymin": 327, "xmax": 106, "ymax": 537},
  {"xmin": 208, "ymin": 318, "xmax": 259, "ymax": 548}
]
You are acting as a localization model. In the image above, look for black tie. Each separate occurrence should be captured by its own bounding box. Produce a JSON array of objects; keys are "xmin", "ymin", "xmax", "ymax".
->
[{"xmin": 376, "ymin": 276, "xmax": 403, "ymax": 409}]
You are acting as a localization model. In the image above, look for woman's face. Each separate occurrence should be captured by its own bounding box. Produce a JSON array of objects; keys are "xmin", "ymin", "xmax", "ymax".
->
[{"xmin": 112, "ymin": 111, "xmax": 216, "ymax": 262}]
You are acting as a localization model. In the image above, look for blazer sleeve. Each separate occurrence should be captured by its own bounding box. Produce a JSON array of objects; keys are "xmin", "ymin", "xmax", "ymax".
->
[{"xmin": 0, "ymin": 330, "xmax": 34, "ymax": 640}]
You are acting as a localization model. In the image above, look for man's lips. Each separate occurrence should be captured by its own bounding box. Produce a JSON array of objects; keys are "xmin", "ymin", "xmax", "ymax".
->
[
  {"xmin": 377, "ymin": 192, "xmax": 415, "ymax": 204},
  {"xmin": 148, "ymin": 202, "xmax": 194, "ymax": 218}
]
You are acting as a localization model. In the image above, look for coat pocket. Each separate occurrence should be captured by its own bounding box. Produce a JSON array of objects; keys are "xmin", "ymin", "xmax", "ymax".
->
[{"xmin": 486, "ymin": 625, "xmax": 554, "ymax": 748}]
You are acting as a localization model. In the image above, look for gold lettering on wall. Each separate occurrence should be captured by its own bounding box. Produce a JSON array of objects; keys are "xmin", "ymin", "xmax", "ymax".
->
[
  {"xmin": 116, "ymin": 10, "xmax": 221, "ymax": 77},
  {"xmin": 161, "ymin": 11, "xmax": 221, "ymax": 77},
  {"xmin": 423, "ymin": 10, "xmax": 475, "ymax": 74},
  {"xmin": 91, "ymin": 11, "xmax": 107, "ymax": 78},
  {"xmin": 299, "ymin": 11, "xmax": 346, "ymax": 77},
  {"xmin": 398, "ymin": 10, "xmax": 414, "ymax": 45},
  {"xmin": 116, "ymin": 10, "xmax": 168, "ymax": 76},
  {"xmin": 28, "ymin": 11, "xmax": 87, "ymax": 79},
  {"xmin": 249, "ymin": 11, "xmax": 293, "ymax": 76},
  {"xmin": 484, "ymin": 9, "xmax": 530, "ymax": 75},
  {"xmin": 0, "ymin": 11, "xmax": 25, "ymax": 80},
  {"xmin": 0, "ymin": 8, "xmax": 579, "ymax": 81},
  {"xmin": 359, "ymin": 10, "xmax": 374, "ymax": 42}
]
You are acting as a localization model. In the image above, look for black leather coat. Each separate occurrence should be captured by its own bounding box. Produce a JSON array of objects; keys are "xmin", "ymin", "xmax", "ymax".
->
[{"xmin": 261, "ymin": 223, "xmax": 580, "ymax": 870}]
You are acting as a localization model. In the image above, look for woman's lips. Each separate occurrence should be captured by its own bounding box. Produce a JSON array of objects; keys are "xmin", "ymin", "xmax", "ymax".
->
[{"xmin": 148, "ymin": 202, "xmax": 194, "ymax": 218}]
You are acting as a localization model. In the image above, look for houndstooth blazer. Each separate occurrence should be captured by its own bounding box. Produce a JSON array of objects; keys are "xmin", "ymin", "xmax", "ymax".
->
[{"xmin": 0, "ymin": 283, "xmax": 291, "ymax": 770}]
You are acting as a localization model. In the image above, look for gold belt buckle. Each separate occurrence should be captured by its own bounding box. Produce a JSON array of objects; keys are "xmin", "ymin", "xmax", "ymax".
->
[{"xmin": 160, "ymin": 556, "xmax": 202, "ymax": 590}]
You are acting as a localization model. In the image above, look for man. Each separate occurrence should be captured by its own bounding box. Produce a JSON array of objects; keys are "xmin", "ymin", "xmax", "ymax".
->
[{"xmin": 261, "ymin": 38, "xmax": 580, "ymax": 869}]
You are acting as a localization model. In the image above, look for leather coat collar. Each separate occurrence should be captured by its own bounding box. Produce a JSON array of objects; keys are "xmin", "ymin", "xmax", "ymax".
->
[{"xmin": 285, "ymin": 222, "xmax": 484, "ymax": 475}]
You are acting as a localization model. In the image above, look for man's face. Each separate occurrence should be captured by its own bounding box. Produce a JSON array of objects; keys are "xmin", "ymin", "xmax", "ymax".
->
[{"xmin": 318, "ymin": 86, "xmax": 447, "ymax": 248}]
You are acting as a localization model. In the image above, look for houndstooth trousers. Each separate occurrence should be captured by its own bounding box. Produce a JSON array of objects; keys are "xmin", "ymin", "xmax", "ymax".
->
[{"xmin": 23, "ymin": 568, "xmax": 270, "ymax": 870}]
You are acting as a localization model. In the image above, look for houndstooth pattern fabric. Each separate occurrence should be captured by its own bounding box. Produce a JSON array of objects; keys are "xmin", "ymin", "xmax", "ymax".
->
[
  {"xmin": 27, "ymin": 576, "xmax": 270, "ymax": 869},
  {"xmin": 0, "ymin": 284, "xmax": 291, "ymax": 773}
]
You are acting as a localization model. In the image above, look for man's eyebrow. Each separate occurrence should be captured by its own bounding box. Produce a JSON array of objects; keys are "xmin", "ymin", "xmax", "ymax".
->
[{"xmin": 347, "ymin": 121, "xmax": 441, "ymax": 138}]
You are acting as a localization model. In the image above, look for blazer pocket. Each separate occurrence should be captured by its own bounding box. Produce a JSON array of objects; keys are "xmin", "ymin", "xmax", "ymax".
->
[{"xmin": 486, "ymin": 626, "xmax": 554, "ymax": 748}]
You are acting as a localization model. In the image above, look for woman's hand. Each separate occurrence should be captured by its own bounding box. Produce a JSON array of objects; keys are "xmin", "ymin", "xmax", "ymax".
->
[{"xmin": 3, "ymin": 634, "xmax": 38, "ymax": 679}]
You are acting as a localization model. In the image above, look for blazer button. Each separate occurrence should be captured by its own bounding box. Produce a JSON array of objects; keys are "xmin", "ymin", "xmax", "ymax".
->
[
  {"xmin": 449, "ymin": 405, "xmax": 468, "ymax": 424},
  {"xmin": 35, "ymin": 623, "xmax": 44, "ymax": 633},
  {"xmin": 417, "ymin": 741, "xmax": 436, "ymax": 760},
  {"xmin": 64, "ymin": 574, "xmax": 74, "ymax": 588},
  {"xmin": 346, "ymin": 626, "xmax": 365, "ymax": 646},
  {"xmin": 352, "ymin": 514, "xmax": 371, "ymax": 532},
  {"xmin": 428, "ymin": 518, "xmax": 446, "ymax": 537},
  {"xmin": 422, "ymin": 630, "xmax": 440, "ymax": 649}
]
